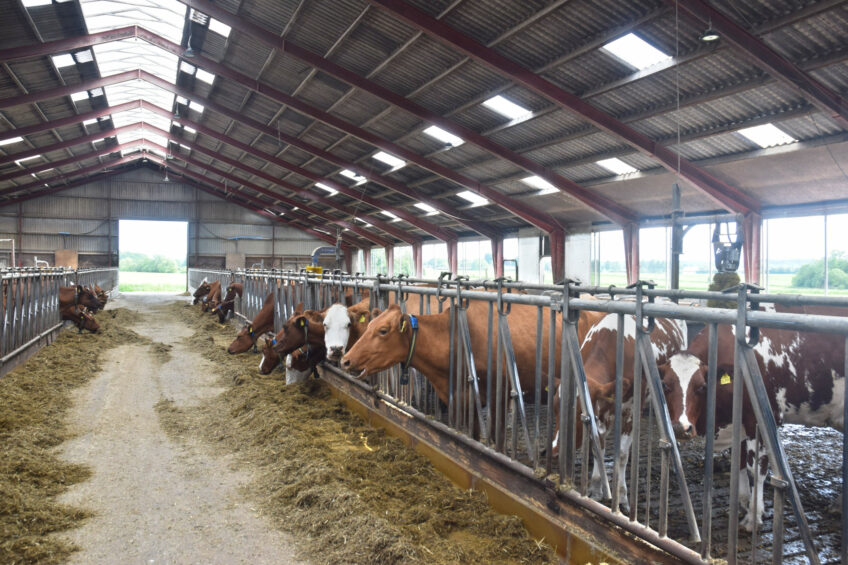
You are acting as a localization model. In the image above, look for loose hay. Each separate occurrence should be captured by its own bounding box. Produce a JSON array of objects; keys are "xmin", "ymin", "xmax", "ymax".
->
[
  {"xmin": 159, "ymin": 303, "xmax": 557, "ymax": 564},
  {"xmin": 0, "ymin": 308, "xmax": 153, "ymax": 564},
  {"xmin": 707, "ymin": 272, "xmax": 741, "ymax": 308}
]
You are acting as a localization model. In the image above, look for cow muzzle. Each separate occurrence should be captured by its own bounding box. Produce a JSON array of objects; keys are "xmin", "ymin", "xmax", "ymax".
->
[
  {"xmin": 672, "ymin": 421, "xmax": 695, "ymax": 440},
  {"xmin": 327, "ymin": 346, "xmax": 344, "ymax": 362}
]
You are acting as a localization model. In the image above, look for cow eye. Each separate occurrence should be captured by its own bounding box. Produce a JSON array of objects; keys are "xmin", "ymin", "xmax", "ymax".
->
[
  {"xmin": 379, "ymin": 327, "xmax": 389, "ymax": 336},
  {"xmin": 346, "ymin": 322, "xmax": 350, "ymax": 328},
  {"xmin": 696, "ymin": 384, "xmax": 707, "ymax": 395}
]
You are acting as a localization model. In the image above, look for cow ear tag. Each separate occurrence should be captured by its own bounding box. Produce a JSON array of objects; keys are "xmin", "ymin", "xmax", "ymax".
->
[
  {"xmin": 359, "ymin": 314, "xmax": 366, "ymax": 323},
  {"xmin": 299, "ymin": 318, "xmax": 306, "ymax": 327},
  {"xmin": 400, "ymin": 319, "xmax": 406, "ymax": 333},
  {"xmin": 720, "ymin": 373, "xmax": 732, "ymax": 385}
]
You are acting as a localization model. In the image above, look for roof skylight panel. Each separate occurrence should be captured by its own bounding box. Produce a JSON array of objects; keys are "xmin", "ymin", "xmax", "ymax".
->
[
  {"xmin": 372, "ymin": 151, "xmax": 405, "ymax": 170},
  {"xmin": 0, "ymin": 137, "xmax": 25, "ymax": 147},
  {"xmin": 414, "ymin": 202, "xmax": 439, "ymax": 215},
  {"xmin": 423, "ymin": 125, "xmax": 464, "ymax": 147},
  {"xmin": 596, "ymin": 158, "xmax": 638, "ymax": 175},
  {"xmin": 70, "ymin": 91, "xmax": 90, "ymax": 102},
  {"xmin": 189, "ymin": 102, "xmax": 205, "ymax": 115},
  {"xmin": 380, "ymin": 210, "xmax": 400, "ymax": 221},
  {"xmin": 521, "ymin": 175, "xmax": 558, "ymax": 195},
  {"xmin": 737, "ymin": 123, "xmax": 796, "ymax": 148},
  {"xmin": 339, "ymin": 169, "xmax": 367, "ymax": 184},
  {"xmin": 482, "ymin": 95, "xmax": 531, "ymax": 120},
  {"xmin": 22, "ymin": 0, "xmax": 52, "ymax": 7},
  {"xmin": 14, "ymin": 155, "xmax": 42, "ymax": 166},
  {"xmin": 180, "ymin": 61, "xmax": 197, "ymax": 74},
  {"xmin": 208, "ymin": 18, "xmax": 231, "ymax": 38},
  {"xmin": 602, "ymin": 33, "xmax": 671, "ymax": 70},
  {"xmin": 183, "ymin": 125, "xmax": 197, "ymax": 135},
  {"xmin": 52, "ymin": 53, "xmax": 76, "ymax": 68},
  {"xmin": 195, "ymin": 68, "xmax": 216, "ymax": 85},
  {"xmin": 315, "ymin": 182, "xmax": 338, "ymax": 196},
  {"xmin": 73, "ymin": 49, "xmax": 94, "ymax": 64},
  {"xmin": 457, "ymin": 190, "xmax": 489, "ymax": 207}
]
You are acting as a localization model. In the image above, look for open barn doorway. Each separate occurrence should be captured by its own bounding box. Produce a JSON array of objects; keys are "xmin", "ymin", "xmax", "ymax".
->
[{"xmin": 118, "ymin": 220, "xmax": 188, "ymax": 292}]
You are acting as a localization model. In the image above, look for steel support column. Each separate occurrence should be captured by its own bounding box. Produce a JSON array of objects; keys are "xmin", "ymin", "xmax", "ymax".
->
[
  {"xmin": 550, "ymin": 230, "xmax": 565, "ymax": 283},
  {"xmin": 742, "ymin": 212, "xmax": 762, "ymax": 286},
  {"xmin": 492, "ymin": 236, "xmax": 504, "ymax": 279},
  {"xmin": 386, "ymin": 245, "xmax": 394, "ymax": 277},
  {"xmin": 344, "ymin": 248, "xmax": 354, "ymax": 274},
  {"xmin": 412, "ymin": 242, "xmax": 423, "ymax": 277},
  {"xmin": 624, "ymin": 223, "xmax": 640, "ymax": 285},
  {"xmin": 447, "ymin": 240, "xmax": 458, "ymax": 274},
  {"xmin": 363, "ymin": 248, "xmax": 372, "ymax": 276}
]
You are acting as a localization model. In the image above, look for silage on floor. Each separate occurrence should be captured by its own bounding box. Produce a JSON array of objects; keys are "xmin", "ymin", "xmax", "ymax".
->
[{"xmin": 160, "ymin": 302, "xmax": 556, "ymax": 564}]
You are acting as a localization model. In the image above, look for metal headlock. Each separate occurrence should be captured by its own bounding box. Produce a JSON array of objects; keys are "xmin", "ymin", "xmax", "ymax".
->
[{"xmin": 186, "ymin": 268, "xmax": 848, "ymax": 565}]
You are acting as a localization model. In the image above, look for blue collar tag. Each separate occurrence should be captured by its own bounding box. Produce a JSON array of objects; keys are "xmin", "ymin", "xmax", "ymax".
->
[
  {"xmin": 271, "ymin": 338, "xmax": 277, "ymax": 346},
  {"xmin": 408, "ymin": 314, "xmax": 418, "ymax": 330}
]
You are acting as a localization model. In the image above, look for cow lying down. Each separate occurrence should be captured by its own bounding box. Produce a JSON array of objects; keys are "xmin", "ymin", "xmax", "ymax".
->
[{"xmin": 659, "ymin": 304, "xmax": 846, "ymax": 531}]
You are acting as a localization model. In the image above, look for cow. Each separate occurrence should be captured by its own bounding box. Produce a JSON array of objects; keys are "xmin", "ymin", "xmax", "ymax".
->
[
  {"xmin": 227, "ymin": 292, "xmax": 275, "ymax": 354},
  {"xmin": 193, "ymin": 279, "xmax": 211, "ymax": 305},
  {"xmin": 61, "ymin": 304, "xmax": 100, "ymax": 333},
  {"xmin": 340, "ymin": 302, "xmax": 604, "ymax": 441},
  {"xmin": 212, "ymin": 282, "xmax": 243, "ymax": 323},
  {"xmin": 321, "ymin": 299, "xmax": 374, "ymax": 362},
  {"xmin": 659, "ymin": 304, "xmax": 846, "ymax": 531},
  {"xmin": 552, "ymin": 314, "xmax": 686, "ymax": 507},
  {"xmin": 271, "ymin": 307, "xmax": 327, "ymax": 360},
  {"xmin": 93, "ymin": 284, "xmax": 108, "ymax": 308},
  {"xmin": 201, "ymin": 281, "xmax": 222, "ymax": 313},
  {"xmin": 59, "ymin": 285, "xmax": 102, "ymax": 311},
  {"xmin": 259, "ymin": 330, "xmax": 326, "ymax": 384}
]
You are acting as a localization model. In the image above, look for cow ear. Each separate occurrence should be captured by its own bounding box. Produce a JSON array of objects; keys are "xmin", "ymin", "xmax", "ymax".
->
[
  {"xmin": 357, "ymin": 313, "xmax": 368, "ymax": 323},
  {"xmin": 371, "ymin": 307, "xmax": 381, "ymax": 319},
  {"xmin": 294, "ymin": 302, "xmax": 304, "ymax": 315}
]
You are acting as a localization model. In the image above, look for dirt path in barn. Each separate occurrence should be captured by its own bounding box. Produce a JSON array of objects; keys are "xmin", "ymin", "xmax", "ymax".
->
[{"xmin": 56, "ymin": 293, "xmax": 306, "ymax": 565}]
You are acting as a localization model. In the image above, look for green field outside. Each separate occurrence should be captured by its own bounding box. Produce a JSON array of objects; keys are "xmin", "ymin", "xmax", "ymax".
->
[
  {"xmin": 119, "ymin": 271, "xmax": 187, "ymax": 292},
  {"xmin": 593, "ymin": 271, "xmax": 848, "ymax": 296}
]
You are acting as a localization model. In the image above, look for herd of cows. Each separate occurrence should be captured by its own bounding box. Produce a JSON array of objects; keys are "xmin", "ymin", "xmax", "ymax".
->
[
  {"xmin": 192, "ymin": 278, "xmax": 845, "ymax": 532},
  {"xmin": 58, "ymin": 283, "xmax": 108, "ymax": 332}
]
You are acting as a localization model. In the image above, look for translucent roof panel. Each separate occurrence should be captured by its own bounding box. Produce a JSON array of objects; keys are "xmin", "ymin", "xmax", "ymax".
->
[
  {"xmin": 602, "ymin": 33, "xmax": 670, "ymax": 70},
  {"xmin": 737, "ymin": 123, "xmax": 796, "ymax": 148},
  {"xmin": 79, "ymin": 0, "xmax": 185, "ymax": 149}
]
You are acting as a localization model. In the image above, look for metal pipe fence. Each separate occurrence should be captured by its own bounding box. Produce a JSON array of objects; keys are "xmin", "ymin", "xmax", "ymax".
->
[
  {"xmin": 0, "ymin": 267, "xmax": 119, "ymax": 370},
  {"xmin": 188, "ymin": 268, "xmax": 848, "ymax": 564}
]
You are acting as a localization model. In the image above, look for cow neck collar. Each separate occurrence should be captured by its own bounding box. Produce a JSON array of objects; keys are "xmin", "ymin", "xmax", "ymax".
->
[{"xmin": 400, "ymin": 314, "xmax": 419, "ymax": 384}]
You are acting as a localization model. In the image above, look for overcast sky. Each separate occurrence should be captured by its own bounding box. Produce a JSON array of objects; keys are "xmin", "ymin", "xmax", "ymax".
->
[{"xmin": 119, "ymin": 220, "xmax": 187, "ymax": 260}]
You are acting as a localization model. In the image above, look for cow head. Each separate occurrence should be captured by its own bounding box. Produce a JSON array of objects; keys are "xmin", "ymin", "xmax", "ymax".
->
[
  {"xmin": 77, "ymin": 286, "xmax": 103, "ymax": 311},
  {"xmin": 94, "ymin": 284, "xmax": 108, "ymax": 306},
  {"xmin": 323, "ymin": 304, "xmax": 373, "ymax": 362},
  {"xmin": 75, "ymin": 306, "xmax": 100, "ymax": 333},
  {"xmin": 271, "ymin": 309, "xmax": 325, "ymax": 358},
  {"xmin": 660, "ymin": 352, "xmax": 711, "ymax": 440},
  {"xmin": 193, "ymin": 280, "xmax": 211, "ymax": 304},
  {"xmin": 340, "ymin": 304, "xmax": 410, "ymax": 378},
  {"xmin": 259, "ymin": 335, "xmax": 282, "ymax": 374},
  {"xmin": 228, "ymin": 322, "xmax": 260, "ymax": 354},
  {"xmin": 216, "ymin": 301, "xmax": 232, "ymax": 323}
]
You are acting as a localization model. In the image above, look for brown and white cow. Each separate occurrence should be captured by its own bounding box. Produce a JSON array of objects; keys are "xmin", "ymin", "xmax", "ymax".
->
[
  {"xmin": 212, "ymin": 282, "xmax": 243, "ymax": 323},
  {"xmin": 59, "ymin": 285, "xmax": 102, "ymax": 311},
  {"xmin": 271, "ymin": 307, "xmax": 327, "ymax": 359},
  {"xmin": 554, "ymin": 313, "xmax": 686, "ymax": 506},
  {"xmin": 341, "ymin": 302, "xmax": 603, "ymax": 440},
  {"xmin": 227, "ymin": 293, "xmax": 275, "ymax": 354},
  {"xmin": 259, "ymin": 328, "xmax": 326, "ymax": 384},
  {"xmin": 193, "ymin": 279, "xmax": 211, "ymax": 305},
  {"xmin": 659, "ymin": 304, "xmax": 846, "ymax": 531}
]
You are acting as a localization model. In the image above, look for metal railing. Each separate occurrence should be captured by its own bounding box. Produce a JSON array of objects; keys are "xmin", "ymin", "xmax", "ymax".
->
[
  {"xmin": 188, "ymin": 268, "xmax": 848, "ymax": 564},
  {"xmin": 0, "ymin": 267, "xmax": 119, "ymax": 369}
]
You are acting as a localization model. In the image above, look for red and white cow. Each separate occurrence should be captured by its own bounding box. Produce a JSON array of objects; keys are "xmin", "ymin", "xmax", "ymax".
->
[
  {"xmin": 321, "ymin": 299, "xmax": 374, "ymax": 362},
  {"xmin": 659, "ymin": 304, "xmax": 846, "ymax": 531},
  {"xmin": 555, "ymin": 313, "xmax": 687, "ymax": 507}
]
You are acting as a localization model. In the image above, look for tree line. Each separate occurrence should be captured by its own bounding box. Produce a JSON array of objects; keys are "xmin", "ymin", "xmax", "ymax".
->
[{"xmin": 119, "ymin": 251, "xmax": 186, "ymax": 273}]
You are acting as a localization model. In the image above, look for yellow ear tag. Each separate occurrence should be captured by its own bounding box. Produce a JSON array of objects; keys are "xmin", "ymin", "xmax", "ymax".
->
[
  {"xmin": 720, "ymin": 373, "xmax": 732, "ymax": 385},
  {"xmin": 400, "ymin": 320, "xmax": 406, "ymax": 333},
  {"xmin": 299, "ymin": 318, "xmax": 306, "ymax": 327},
  {"xmin": 359, "ymin": 314, "xmax": 366, "ymax": 323}
]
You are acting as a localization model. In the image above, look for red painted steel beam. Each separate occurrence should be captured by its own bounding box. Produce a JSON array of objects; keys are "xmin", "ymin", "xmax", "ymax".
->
[
  {"xmin": 177, "ymin": 0, "xmax": 591, "ymax": 230},
  {"xmin": 0, "ymin": 25, "xmax": 135, "ymax": 60},
  {"xmin": 368, "ymin": 0, "xmax": 761, "ymax": 216},
  {"xmin": 0, "ymin": 29, "xmax": 496, "ymax": 240},
  {"xmin": 0, "ymin": 138, "xmax": 140, "ymax": 183},
  {"xmin": 182, "ymin": 0, "xmax": 627, "ymax": 227},
  {"xmin": 138, "ymin": 106, "xmax": 420, "ymax": 246},
  {"xmin": 0, "ymin": 147, "xmax": 142, "ymax": 198},
  {"xmin": 0, "ymin": 153, "xmax": 140, "ymax": 199},
  {"xmin": 144, "ymin": 154, "xmax": 361, "ymax": 248},
  {"xmin": 0, "ymin": 122, "xmax": 143, "ymax": 167},
  {"xmin": 142, "ymin": 139, "xmax": 393, "ymax": 248},
  {"xmin": 0, "ymin": 91, "xmax": 448, "ymax": 243},
  {"xmin": 0, "ymin": 69, "xmax": 140, "ymax": 109},
  {"xmin": 0, "ymin": 100, "xmax": 141, "ymax": 143},
  {"xmin": 0, "ymin": 167, "xmax": 129, "ymax": 209},
  {"xmin": 674, "ymin": 0, "xmax": 848, "ymax": 129}
]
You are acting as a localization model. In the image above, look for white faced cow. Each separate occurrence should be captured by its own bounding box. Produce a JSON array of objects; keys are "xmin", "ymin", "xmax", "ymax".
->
[
  {"xmin": 659, "ymin": 304, "xmax": 846, "ymax": 531},
  {"xmin": 322, "ymin": 299, "xmax": 372, "ymax": 363}
]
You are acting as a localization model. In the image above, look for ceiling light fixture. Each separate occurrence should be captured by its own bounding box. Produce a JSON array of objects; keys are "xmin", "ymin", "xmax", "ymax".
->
[
  {"xmin": 163, "ymin": 169, "xmax": 170, "ymax": 182},
  {"xmin": 700, "ymin": 19, "xmax": 720, "ymax": 42}
]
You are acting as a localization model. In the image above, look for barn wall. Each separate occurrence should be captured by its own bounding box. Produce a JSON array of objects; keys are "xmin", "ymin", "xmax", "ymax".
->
[{"xmin": 0, "ymin": 168, "xmax": 321, "ymax": 269}]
